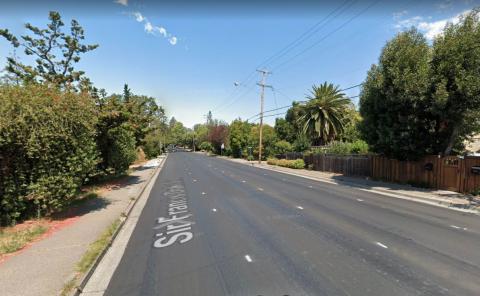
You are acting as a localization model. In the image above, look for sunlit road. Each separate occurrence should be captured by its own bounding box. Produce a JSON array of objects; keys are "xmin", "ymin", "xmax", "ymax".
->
[{"xmin": 105, "ymin": 152, "xmax": 480, "ymax": 296}]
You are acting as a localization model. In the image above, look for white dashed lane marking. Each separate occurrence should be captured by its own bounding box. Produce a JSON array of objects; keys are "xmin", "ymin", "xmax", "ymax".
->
[
  {"xmin": 296, "ymin": 206, "xmax": 304, "ymax": 210},
  {"xmin": 357, "ymin": 199, "xmax": 364, "ymax": 202},
  {"xmin": 257, "ymin": 187, "xmax": 264, "ymax": 191},
  {"xmin": 375, "ymin": 242, "xmax": 388, "ymax": 249},
  {"xmin": 242, "ymin": 180, "xmax": 246, "ymax": 183},
  {"xmin": 244, "ymin": 255, "xmax": 253, "ymax": 262},
  {"xmin": 212, "ymin": 208, "xmax": 217, "ymax": 212},
  {"xmin": 193, "ymin": 179, "xmax": 197, "ymax": 182},
  {"xmin": 450, "ymin": 225, "xmax": 468, "ymax": 231},
  {"xmin": 308, "ymin": 185, "xmax": 313, "ymax": 188},
  {"xmin": 201, "ymin": 192, "xmax": 206, "ymax": 195}
]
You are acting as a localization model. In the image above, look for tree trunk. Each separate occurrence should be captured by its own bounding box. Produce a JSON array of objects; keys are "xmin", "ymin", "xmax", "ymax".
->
[{"xmin": 443, "ymin": 124, "xmax": 459, "ymax": 156}]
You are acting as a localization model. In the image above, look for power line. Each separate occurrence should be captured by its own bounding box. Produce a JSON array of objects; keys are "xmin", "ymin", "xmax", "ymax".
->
[
  {"xmin": 272, "ymin": 0, "xmax": 380, "ymax": 72},
  {"xmin": 246, "ymin": 83, "xmax": 363, "ymax": 121},
  {"xmin": 257, "ymin": 0, "xmax": 357, "ymax": 69},
  {"xmin": 208, "ymin": 0, "xmax": 357, "ymax": 114}
]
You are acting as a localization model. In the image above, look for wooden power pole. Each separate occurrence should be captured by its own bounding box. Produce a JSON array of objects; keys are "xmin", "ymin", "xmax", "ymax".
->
[{"xmin": 256, "ymin": 69, "xmax": 271, "ymax": 164}]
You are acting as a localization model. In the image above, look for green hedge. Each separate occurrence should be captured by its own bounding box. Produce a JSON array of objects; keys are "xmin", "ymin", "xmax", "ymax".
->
[
  {"xmin": 267, "ymin": 158, "xmax": 305, "ymax": 169},
  {"xmin": 0, "ymin": 85, "xmax": 98, "ymax": 225}
]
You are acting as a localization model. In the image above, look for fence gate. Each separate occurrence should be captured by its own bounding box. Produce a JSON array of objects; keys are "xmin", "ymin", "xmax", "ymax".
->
[{"xmin": 440, "ymin": 156, "xmax": 461, "ymax": 191}]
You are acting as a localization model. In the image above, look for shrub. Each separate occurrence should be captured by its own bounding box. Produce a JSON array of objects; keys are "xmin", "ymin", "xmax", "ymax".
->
[
  {"xmin": 324, "ymin": 140, "xmax": 369, "ymax": 155},
  {"xmin": 293, "ymin": 134, "xmax": 311, "ymax": 152},
  {"xmin": 0, "ymin": 84, "xmax": 98, "ymax": 225},
  {"xmin": 105, "ymin": 124, "xmax": 136, "ymax": 174},
  {"xmin": 267, "ymin": 158, "xmax": 305, "ymax": 169},
  {"xmin": 199, "ymin": 141, "xmax": 213, "ymax": 152},
  {"xmin": 274, "ymin": 140, "xmax": 293, "ymax": 155},
  {"xmin": 142, "ymin": 133, "xmax": 161, "ymax": 159},
  {"xmin": 350, "ymin": 140, "xmax": 369, "ymax": 154}
]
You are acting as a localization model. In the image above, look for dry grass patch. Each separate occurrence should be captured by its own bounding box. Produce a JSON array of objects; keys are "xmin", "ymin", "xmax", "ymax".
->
[{"xmin": 0, "ymin": 221, "xmax": 49, "ymax": 255}]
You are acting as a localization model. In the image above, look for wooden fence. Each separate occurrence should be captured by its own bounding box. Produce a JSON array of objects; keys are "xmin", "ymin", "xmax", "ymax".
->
[{"xmin": 282, "ymin": 152, "xmax": 480, "ymax": 193}]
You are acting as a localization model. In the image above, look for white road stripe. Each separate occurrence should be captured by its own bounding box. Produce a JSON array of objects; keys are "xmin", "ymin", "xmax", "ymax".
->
[
  {"xmin": 212, "ymin": 208, "xmax": 217, "ymax": 212},
  {"xmin": 193, "ymin": 179, "xmax": 197, "ymax": 182},
  {"xmin": 258, "ymin": 187, "xmax": 264, "ymax": 191},
  {"xmin": 296, "ymin": 206, "xmax": 304, "ymax": 210},
  {"xmin": 450, "ymin": 225, "xmax": 468, "ymax": 230},
  {"xmin": 308, "ymin": 185, "xmax": 313, "ymax": 188},
  {"xmin": 201, "ymin": 192, "xmax": 206, "ymax": 195},
  {"xmin": 375, "ymin": 242, "xmax": 388, "ymax": 249},
  {"xmin": 244, "ymin": 255, "xmax": 253, "ymax": 262},
  {"xmin": 242, "ymin": 180, "xmax": 246, "ymax": 183},
  {"xmin": 357, "ymin": 199, "xmax": 364, "ymax": 202}
]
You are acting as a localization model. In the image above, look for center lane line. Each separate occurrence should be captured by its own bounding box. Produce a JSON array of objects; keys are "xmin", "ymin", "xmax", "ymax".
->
[{"xmin": 375, "ymin": 242, "xmax": 389, "ymax": 249}]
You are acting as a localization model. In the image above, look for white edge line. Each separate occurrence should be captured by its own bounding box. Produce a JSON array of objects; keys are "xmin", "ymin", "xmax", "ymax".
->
[
  {"xmin": 244, "ymin": 255, "xmax": 252, "ymax": 262},
  {"xmin": 375, "ymin": 242, "xmax": 388, "ymax": 249}
]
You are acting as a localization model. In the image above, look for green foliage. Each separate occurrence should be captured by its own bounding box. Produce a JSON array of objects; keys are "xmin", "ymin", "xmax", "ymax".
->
[
  {"xmin": 293, "ymin": 134, "xmax": 311, "ymax": 152},
  {"xmin": 267, "ymin": 158, "xmax": 305, "ymax": 169},
  {"xmin": 274, "ymin": 118, "xmax": 296, "ymax": 143},
  {"xmin": 142, "ymin": 132, "xmax": 162, "ymax": 159},
  {"xmin": 0, "ymin": 84, "xmax": 98, "ymax": 225},
  {"xmin": 360, "ymin": 11, "xmax": 480, "ymax": 160},
  {"xmin": 297, "ymin": 82, "xmax": 352, "ymax": 145},
  {"xmin": 249, "ymin": 124, "xmax": 277, "ymax": 159},
  {"xmin": 323, "ymin": 140, "xmax": 369, "ymax": 155},
  {"xmin": 199, "ymin": 141, "xmax": 213, "ymax": 152},
  {"xmin": 350, "ymin": 140, "xmax": 369, "ymax": 154},
  {"xmin": 273, "ymin": 140, "xmax": 293, "ymax": 155},
  {"xmin": 430, "ymin": 9, "xmax": 480, "ymax": 155},
  {"xmin": 105, "ymin": 125, "xmax": 136, "ymax": 174},
  {"xmin": 359, "ymin": 29, "xmax": 434, "ymax": 160},
  {"xmin": 0, "ymin": 11, "xmax": 98, "ymax": 88},
  {"xmin": 229, "ymin": 119, "xmax": 251, "ymax": 158}
]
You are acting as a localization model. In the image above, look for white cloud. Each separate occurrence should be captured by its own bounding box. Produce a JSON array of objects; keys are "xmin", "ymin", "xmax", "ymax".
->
[
  {"xmin": 133, "ymin": 12, "xmax": 145, "ymax": 22},
  {"xmin": 394, "ymin": 10, "xmax": 470, "ymax": 40},
  {"xmin": 127, "ymin": 11, "xmax": 179, "ymax": 46},
  {"xmin": 144, "ymin": 22, "xmax": 154, "ymax": 33},
  {"xmin": 169, "ymin": 36, "xmax": 177, "ymax": 45},
  {"xmin": 115, "ymin": 0, "xmax": 128, "ymax": 6},
  {"xmin": 156, "ymin": 26, "xmax": 167, "ymax": 37}
]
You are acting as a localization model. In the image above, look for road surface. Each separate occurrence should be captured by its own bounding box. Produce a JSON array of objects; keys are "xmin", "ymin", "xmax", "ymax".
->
[{"xmin": 105, "ymin": 152, "xmax": 480, "ymax": 296}]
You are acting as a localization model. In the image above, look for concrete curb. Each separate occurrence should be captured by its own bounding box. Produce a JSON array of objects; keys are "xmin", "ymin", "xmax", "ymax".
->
[
  {"xmin": 219, "ymin": 157, "xmax": 479, "ymax": 215},
  {"xmin": 71, "ymin": 155, "xmax": 167, "ymax": 296}
]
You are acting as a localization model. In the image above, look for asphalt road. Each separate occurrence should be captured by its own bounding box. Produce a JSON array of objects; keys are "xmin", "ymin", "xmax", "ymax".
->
[{"xmin": 105, "ymin": 152, "xmax": 480, "ymax": 296}]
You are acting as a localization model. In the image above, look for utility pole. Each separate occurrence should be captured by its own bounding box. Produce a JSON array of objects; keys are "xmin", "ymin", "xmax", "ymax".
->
[
  {"xmin": 192, "ymin": 133, "xmax": 196, "ymax": 152},
  {"xmin": 256, "ymin": 69, "xmax": 272, "ymax": 164}
]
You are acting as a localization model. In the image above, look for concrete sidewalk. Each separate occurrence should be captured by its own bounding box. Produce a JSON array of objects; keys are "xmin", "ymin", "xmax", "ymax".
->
[
  {"xmin": 214, "ymin": 154, "xmax": 479, "ymax": 213},
  {"xmin": 0, "ymin": 157, "xmax": 164, "ymax": 296}
]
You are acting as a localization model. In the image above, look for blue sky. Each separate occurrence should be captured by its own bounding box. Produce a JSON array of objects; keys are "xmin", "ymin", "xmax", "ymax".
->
[{"xmin": 1, "ymin": 0, "xmax": 479, "ymax": 127}]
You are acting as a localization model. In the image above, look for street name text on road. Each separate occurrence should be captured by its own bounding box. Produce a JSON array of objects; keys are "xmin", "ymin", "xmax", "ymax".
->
[{"xmin": 153, "ymin": 182, "xmax": 194, "ymax": 248}]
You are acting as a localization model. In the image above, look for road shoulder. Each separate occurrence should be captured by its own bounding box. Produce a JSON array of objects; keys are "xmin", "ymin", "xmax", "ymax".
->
[{"xmin": 78, "ymin": 155, "xmax": 167, "ymax": 296}]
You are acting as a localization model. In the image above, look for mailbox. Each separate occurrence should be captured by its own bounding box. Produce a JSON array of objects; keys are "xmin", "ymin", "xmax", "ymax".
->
[
  {"xmin": 471, "ymin": 166, "xmax": 480, "ymax": 175},
  {"xmin": 424, "ymin": 163, "xmax": 434, "ymax": 171}
]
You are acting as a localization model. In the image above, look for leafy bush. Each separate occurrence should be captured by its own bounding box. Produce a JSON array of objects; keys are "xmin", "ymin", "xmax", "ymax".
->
[
  {"xmin": 293, "ymin": 134, "xmax": 311, "ymax": 152},
  {"xmin": 350, "ymin": 140, "xmax": 369, "ymax": 154},
  {"xmin": 323, "ymin": 140, "xmax": 369, "ymax": 155},
  {"xmin": 0, "ymin": 85, "xmax": 98, "ymax": 225},
  {"xmin": 105, "ymin": 124, "xmax": 137, "ymax": 174},
  {"xmin": 199, "ymin": 141, "xmax": 213, "ymax": 152},
  {"xmin": 274, "ymin": 140, "xmax": 293, "ymax": 155},
  {"xmin": 267, "ymin": 158, "xmax": 305, "ymax": 169},
  {"xmin": 142, "ymin": 132, "xmax": 161, "ymax": 159},
  {"xmin": 324, "ymin": 141, "xmax": 351, "ymax": 155}
]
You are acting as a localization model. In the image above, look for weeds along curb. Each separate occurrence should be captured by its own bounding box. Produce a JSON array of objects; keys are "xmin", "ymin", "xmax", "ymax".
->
[{"xmin": 72, "ymin": 155, "xmax": 167, "ymax": 296}]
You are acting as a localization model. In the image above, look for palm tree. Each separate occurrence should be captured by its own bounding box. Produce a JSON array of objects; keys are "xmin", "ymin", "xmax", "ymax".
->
[{"xmin": 297, "ymin": 82, "xmax": 351, "ymax": 145}]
